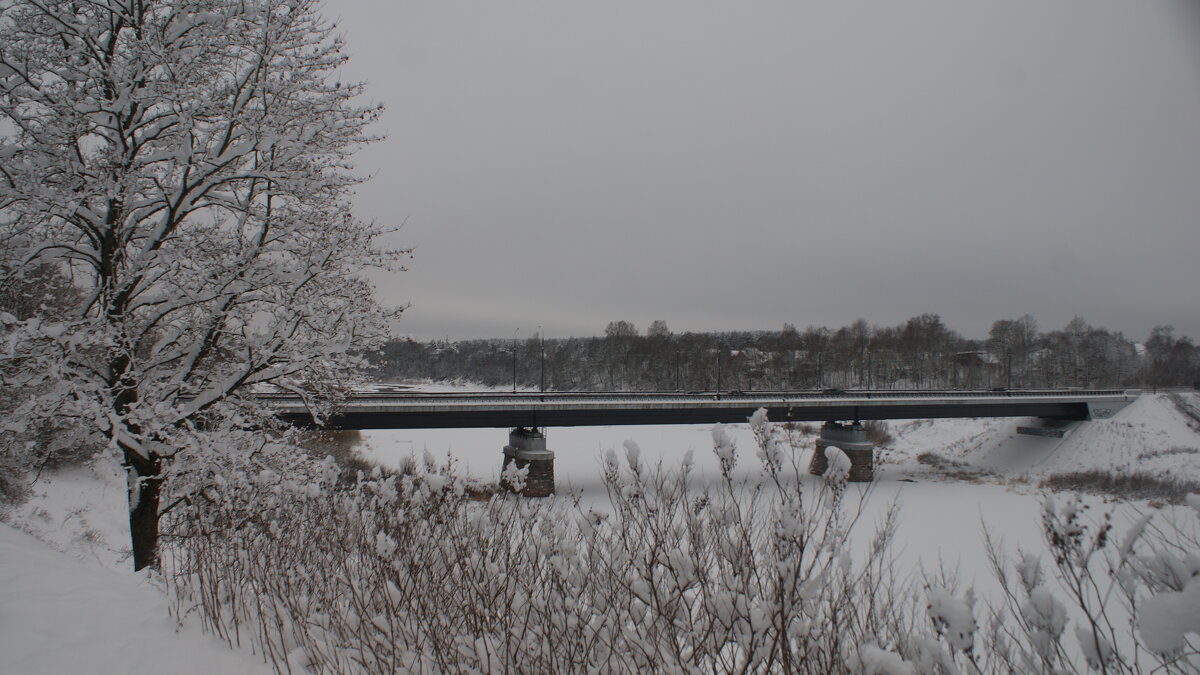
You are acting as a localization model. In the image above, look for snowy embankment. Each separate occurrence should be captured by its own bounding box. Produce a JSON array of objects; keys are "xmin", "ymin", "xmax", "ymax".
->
[
  {"xmin": 1, "ymin": 455, "xmax": 271, "ymax": 674},
  {"xmin": 3, "ymin": 460, "xmax": 133, "ymax": 569},
  {"xmin": 0, "ymin": 520, "xmax": 269, "ymax": 674},
  {"xmin": 889, "ymin": 391, "xmax": 1200, "ymax": 483}
]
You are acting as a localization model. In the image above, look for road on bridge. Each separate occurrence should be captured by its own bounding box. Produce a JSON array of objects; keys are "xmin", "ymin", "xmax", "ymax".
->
[{"xmin": 264, "ymin": 389, "xmax": 1138, "ymax": 430}]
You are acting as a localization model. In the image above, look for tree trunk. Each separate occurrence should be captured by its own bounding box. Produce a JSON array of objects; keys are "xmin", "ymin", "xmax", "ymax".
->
[{"xmin": 126, "ymin": 453, "xmax": 163, "ymax": 572}]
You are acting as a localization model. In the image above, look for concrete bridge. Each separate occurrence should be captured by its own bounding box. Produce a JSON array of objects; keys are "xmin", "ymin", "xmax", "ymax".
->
[
  {"xmin": 268, "ymin": 389, "xmax": 1139, "ymax": 494},
  {"xmin": 269, "ymin": 389, "xmax": 1136, "ymax": 430}
]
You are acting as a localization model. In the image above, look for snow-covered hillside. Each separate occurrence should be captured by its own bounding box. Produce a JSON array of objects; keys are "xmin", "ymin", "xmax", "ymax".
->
[
  {"xmin": 884, "ymin": 391, "xmax": 1200, "ymax": 484},
  {"xmin": 4, "ymin": 457, "xmax": 133, "ymax": 569},
  {"xmin": 1012, "ymin": 392, "xmax": 1200, "ymax": 481},
  {"xmin": 0, "ymin": 453, "xmax": 270, "ymax": 674}
]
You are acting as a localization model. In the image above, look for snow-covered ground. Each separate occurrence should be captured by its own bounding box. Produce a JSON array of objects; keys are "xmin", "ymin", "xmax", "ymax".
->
[
  {"xmin": 4, "ymin": 459, "xmax": 134, "ymax": 569},
  {"xmin": 3, "ymin": 390, "xmax": 1198, "ymax": 672},
  {"xmin": 0, "ymin": 519, "xmax": 270, "ymax": 674},
  {"xmin": 0, "ymin": 453, "xmax": 272, "ymax": 674}
]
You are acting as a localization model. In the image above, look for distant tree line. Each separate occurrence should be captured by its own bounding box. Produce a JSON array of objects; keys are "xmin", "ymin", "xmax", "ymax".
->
[{"xmin": 369, "ymin": 315, "xmax": 1198, "ymax": 391}]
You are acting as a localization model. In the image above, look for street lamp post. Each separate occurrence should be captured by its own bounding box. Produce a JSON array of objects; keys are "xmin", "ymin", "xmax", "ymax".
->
[
  {"xmin": 716, "ymin": 344, "xmax": 722, "ymax": 400},
  {"xmin": 676, "ymin": 347, "xmax": 682, "ymax": 390},
  {"xmin": 539, "ymin": 325, "xmax": 545, "ymax": 397},
  {"xmin": 512, "ymin": 328, "xmax": 519, "ymax": 393},
  {"xmin": 867, "ymin": 350, "xmax": 873, "ymax": 390}
]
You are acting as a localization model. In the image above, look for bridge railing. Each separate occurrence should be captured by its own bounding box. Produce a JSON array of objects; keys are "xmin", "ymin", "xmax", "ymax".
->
[{"xmin": 257, "ymin": 388, "xmax": 1135, "ymax": 404}]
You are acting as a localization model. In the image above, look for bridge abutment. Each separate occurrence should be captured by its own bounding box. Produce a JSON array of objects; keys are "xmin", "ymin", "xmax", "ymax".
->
[
  {"xmin": 501, "ymin": 428, "xmax": 555, "ymax": 497},
  {"xmin": 808, "ymin": 421, "xmax": 875, "ymax": 482}
]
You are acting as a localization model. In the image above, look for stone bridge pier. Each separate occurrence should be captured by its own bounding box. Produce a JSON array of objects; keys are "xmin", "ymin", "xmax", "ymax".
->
[
  {"xmin": 808, "ymin": 421, "xmax": 875, "ymax": 482},
  {"xmin": 500, "ymin": 427, "xmax": 555, "ymax": 497}
]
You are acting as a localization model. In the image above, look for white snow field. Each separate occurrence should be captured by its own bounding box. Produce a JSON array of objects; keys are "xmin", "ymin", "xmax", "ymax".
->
[{"xmin": 2, "ymin": 390, "xmax": 1197, "ymax": 672}]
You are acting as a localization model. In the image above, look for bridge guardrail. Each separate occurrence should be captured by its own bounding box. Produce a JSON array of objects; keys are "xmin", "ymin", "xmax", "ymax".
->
[{"xmin": 258, "ymin": 388, "xmax": 1134, "ymax": 406}]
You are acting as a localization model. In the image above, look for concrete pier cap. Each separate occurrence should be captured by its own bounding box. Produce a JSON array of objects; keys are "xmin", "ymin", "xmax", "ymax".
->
[
  {"xmin": 808, "ymin": 421, "xmax": 875, "ymax": 482},
  {"xmin": 501, "ymin": 427, "xmax": 555, "ymax": 497}
]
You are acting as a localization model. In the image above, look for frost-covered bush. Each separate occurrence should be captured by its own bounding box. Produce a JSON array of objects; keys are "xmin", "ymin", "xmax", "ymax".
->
[
  {"xmin": 165, "ymin": 412, "xmax": 1200, "ymax": 673},
  {"xmin": 974, "ymin": 495, "xmax": 1200, "ymax": 674},
  {"xmin": 903, "ymin": 494, "xmax": 1200, "ymax": 674},
  {"xmin": 0, "ymin": 312, "xmax": 105, "ymax": 505},
  {"xmin": 853, "ymin": 494, "xmax": 1200, "ymax": 674},
  {"xmin": 166, "ymin": 411, "xmax": 912, "ymax": 674}
]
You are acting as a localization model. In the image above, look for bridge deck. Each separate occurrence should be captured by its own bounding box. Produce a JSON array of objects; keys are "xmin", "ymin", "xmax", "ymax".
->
[{"xmin": 269, "ymin": 390, "xmax": 1137, "ymax": 430}]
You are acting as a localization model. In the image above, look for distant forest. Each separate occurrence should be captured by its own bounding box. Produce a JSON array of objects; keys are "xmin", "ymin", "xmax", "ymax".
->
[{"xmin": 369, "ymin": 315, "xmax": 1199, "ymax": 392}]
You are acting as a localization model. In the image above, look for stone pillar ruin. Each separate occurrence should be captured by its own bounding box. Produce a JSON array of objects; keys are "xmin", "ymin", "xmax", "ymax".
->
[
  {"xmin": 808, "ymin": 421, "xmax": 875, "ymax": 482},
  {"xmin": 501, "ymin": 427, "xmax": 555, "ymax": 497}
]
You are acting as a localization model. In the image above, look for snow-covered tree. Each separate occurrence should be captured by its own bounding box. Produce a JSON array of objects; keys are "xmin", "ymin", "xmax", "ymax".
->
[
  {"xmin": 989, "ymin": 315, "xmax": 1038, "ymax": 389},
  {"xmin": 0, "ymin": 0, "xmax": 401, "ymax": 570}
]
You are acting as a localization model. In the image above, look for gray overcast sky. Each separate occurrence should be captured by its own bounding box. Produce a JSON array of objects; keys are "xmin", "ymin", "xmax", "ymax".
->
[{"xmin": 330, "ymin": 0, "xmax": 1200, "ymax": 342}]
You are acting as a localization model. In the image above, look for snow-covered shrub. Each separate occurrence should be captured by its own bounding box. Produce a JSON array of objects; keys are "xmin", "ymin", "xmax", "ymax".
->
[
  {"xmin": 166, "ymin": 411, "xmax": 913, "ymax": 674},
  {"xmin": 297, "ymin": 431, "xmax": 385, "ymax": 485},
  {"xmin": 1042, "ymin": 470, "xmax": 1200, "ymax": 505},
  {"xmin": 926, "ymin": 587, "xmax": 979, "ymax": 655},
  {"xmin": 975, "ymin": 494, "xmax": 1200, "ymax": 674},
  {"xmin": 166, "ymin": 411, "xmax": 1200, "ymax": 673},
  {"xmin": 848, "ymin": 642, "xmax": 918, "ymax": 675},
  {"xmin": 863, "ymin": 420, "xmax": 894, "ymax": 448},
  {"xmin": 0, "ymin": 312, "xmax": 105, "ymax": 505}
]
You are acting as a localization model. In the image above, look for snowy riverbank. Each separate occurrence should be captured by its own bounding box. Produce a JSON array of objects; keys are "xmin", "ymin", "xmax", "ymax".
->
[{"xmin": 3, "ymin": 391, "xmax": 1197, "ymax": 672}]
